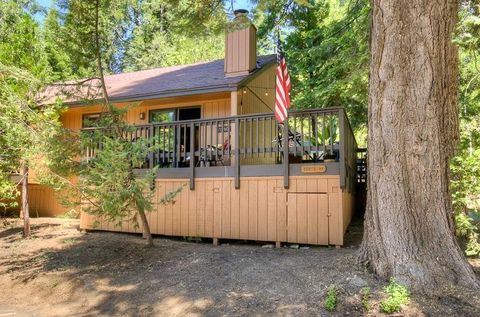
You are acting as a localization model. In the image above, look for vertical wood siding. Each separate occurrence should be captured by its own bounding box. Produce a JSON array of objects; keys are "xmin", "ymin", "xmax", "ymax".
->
[
  {"xmin": 237, "ymin": 64, "xmax": 277, "ymax": 165},
  {"xmin": 80, "ymin": 175, "xmax": 353, "ymax": 246},
  {"xmin": 224, "ymin": 25, "xmax": 256, "ymax": 75},
  {"xmin": 27, "ymin": 185, "xmax": 69, "ymax": 217},
  {"xmin": 33, "ymin": 94, "xmax": 231, "ymax": 217},
  {"xmin": 60, "ymin": 93, "xmax": 231, "ymax": 131}
]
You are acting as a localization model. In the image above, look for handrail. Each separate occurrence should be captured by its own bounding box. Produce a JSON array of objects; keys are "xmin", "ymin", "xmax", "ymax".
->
[
  {"xmin": 80, "ymin": 107, "xmax": 344, "ymax": 131},
  {"xmin": 81, "ymin": 106, "xmax": 356, "ymax": 191}
]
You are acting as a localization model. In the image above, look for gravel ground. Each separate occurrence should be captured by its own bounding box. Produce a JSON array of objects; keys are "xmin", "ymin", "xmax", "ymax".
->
[{"xmin": 0, "ymin": 217, "xmax": 479, "ymax": 316}]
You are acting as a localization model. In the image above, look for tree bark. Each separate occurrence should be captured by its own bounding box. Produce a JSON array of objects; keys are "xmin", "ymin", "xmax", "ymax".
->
[
  {"xmin": 136, "ymin": 199, "xmax": 153, "ymax": 247},
  {"xmin": 21, "ymin": 164, "xmax": 30, "ymax": 237},
  {"xmin": 358, "ymin": 0, "xmax": 479, "ymax": 291}
]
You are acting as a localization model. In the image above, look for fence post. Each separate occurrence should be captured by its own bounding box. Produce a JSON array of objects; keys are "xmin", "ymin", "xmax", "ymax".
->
[{"xmin": 283, "ymin": 120, "xmax": 289, "ymax": 189}]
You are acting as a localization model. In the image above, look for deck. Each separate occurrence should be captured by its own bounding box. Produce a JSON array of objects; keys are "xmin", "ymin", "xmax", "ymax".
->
[
  {"xmin": 83, "ymin": 107, "xmax": 357, "ymax": 191},
  {"xmin": 80, "ymin": 107, "xmax": 358, "ymax": 246}
]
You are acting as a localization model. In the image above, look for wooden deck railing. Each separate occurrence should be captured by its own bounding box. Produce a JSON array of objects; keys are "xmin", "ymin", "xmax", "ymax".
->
[{"xmin": 82, "ymin": 107, "xmax": 357, "ymax": 191}]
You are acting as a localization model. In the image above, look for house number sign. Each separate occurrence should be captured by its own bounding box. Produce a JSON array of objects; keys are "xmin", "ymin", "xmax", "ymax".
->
[{"xmin": 301, "ymin": 165, "xmax": 327, "ymax": 173}]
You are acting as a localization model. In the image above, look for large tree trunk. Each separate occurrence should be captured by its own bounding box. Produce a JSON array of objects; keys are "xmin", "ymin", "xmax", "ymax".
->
[{"xmin": 358, "ymin": 0, "xmax": 479, "ymax": 291}]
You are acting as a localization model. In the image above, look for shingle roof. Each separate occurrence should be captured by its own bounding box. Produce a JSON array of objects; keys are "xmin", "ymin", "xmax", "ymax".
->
[{"xmin": 41, "ymin": 55, "xmax": 275, "ymax": 105}]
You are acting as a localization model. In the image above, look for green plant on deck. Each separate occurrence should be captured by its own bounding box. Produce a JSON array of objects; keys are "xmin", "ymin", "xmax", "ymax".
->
[
  {"xmin": 380, "ymin": 279, "xmax": 410, "ymax": 314},
  {"xmin": 360, "ymin": 287, "xmax": 371, "ymax": 312},
  {"xmin": 324, "ymin": 285, "xmax": 337, "ymax": 312}
]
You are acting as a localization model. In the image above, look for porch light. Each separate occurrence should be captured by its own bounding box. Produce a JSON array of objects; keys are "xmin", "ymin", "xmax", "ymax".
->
[
  {"xmin": 139, "ymin": 112, "xmax": 145, "ymax": 120},
  {"xmin": 243, "ymin": 89, "xmax": 247, "ymax": 94}
]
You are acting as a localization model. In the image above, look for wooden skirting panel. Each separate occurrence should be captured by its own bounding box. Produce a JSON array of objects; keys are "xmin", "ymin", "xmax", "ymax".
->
[
  {"xmin": 27, "ymin": 184, "xmax": 69, "ymax": 217},
  {"xmin": 80, "ymin": 175, "xmax": 353, "ymax": 246}
]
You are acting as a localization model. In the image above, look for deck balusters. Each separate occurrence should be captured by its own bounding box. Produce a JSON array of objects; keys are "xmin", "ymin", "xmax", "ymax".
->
[{"xmin": 80, "ymin": 108, "xmax": 356, "ymax": 190}]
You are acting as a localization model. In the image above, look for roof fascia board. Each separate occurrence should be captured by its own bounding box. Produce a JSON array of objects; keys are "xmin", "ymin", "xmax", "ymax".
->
[{"xmin": 66, "ymin": 85, "xmax": 237, "ymax": 107}]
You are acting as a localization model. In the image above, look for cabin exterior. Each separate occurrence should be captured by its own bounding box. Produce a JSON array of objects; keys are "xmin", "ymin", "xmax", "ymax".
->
[{"xmin": 30, "ymin": 10, "xmax": 358, "ymax": 246}]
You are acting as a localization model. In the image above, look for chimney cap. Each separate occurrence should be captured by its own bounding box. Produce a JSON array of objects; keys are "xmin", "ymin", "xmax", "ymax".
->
[{"xmin": 234, "ymin": 9, "xmax": 249, "ymax": 17}]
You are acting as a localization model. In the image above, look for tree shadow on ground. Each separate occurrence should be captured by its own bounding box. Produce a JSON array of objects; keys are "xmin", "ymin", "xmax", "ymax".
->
[
  {"xmin": 1, "ymin": 219, "xmax": 479, "ymax": 316},
  {"xmin": 0, "ymin": 223, "xmax": 61, "ymax": 239},
  {"xmin": 1, "ymin": 220, "xmax": 376, "ymax": 316}
]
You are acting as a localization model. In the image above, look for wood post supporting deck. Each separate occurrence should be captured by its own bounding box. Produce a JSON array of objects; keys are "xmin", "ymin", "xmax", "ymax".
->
[
  {"xmin": 234, "ymin": 117, "xmax": 240, "ymax": 189},
  {"xmin": 213, "ymin": 238, "xmax": 219, "ymax": 246},
  {"xmin": 283, "ymin": 122, "xmax": 289, "ymax": 189},
  {"xmin": 275, "ymin": 241, "xmax": 281, "ymax": 248}
]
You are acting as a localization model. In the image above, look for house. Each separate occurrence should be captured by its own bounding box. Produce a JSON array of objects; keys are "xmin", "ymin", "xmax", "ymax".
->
[{"xmin": 32, "ymin": 10, "xmax": 358, "ymax": 246}]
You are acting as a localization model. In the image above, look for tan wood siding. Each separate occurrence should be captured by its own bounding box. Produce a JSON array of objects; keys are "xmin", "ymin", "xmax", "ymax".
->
[
  {"xmin": 224, "ymin": 25, "xmax": 256, "ymax": 76},
  {"xmin": 236, "ymin": 64, "xmax": 276, "ymax": 165},
  {"xmin": 27, "ymin": 184, "xmax": 70, "ymax": 217},
  {"xmin": 80, "ymin": 175, "xmax": 353, "ymax": 246},
  {"xmin": 60, "ymin": 93, "xmax": 231, "ymax": 132},
  {"xmin": 35, "ymin": 94, "xmax": 231, "ymax": 217},
  {"xmin": 238, "ymin": 63, "xmax": 275, "ymax": 115}
]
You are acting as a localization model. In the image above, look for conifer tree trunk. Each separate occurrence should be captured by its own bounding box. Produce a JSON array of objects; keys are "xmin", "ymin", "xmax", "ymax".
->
[
  {"xmin": 136, "ymin": 200, "xmax": 153, "ymax": 247},
  {"xmin": 358, "ymin": 0, "xmax": 479, "ymax": 291}
]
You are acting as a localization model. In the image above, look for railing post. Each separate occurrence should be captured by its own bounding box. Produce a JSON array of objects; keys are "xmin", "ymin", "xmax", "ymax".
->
[
  {"xmin": 234, "ymin": 117, "xmax": 240, "ymax": 189},
  {"xmin": 338, "ymin": 108, "xmax": 346, "ymax": 190},
  {"xmin": 283, "ymin": 120, "xmax": 289, "ymax": 189},
  {"xmin": 148, "ymin": 126, "xmax": 154, "ymax": 169},
  {"xmin": 189, "ymin": 122, "xmax": 195, "ymax": 190},
  {"xmin": 176, "ymin": 124, "xmax": 181, "ymax": 168}
]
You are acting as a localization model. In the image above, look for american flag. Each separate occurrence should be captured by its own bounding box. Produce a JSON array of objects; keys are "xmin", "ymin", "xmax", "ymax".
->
[{"xmin": 275, "ymin": 36, "xmax": 291, "ymax": 123}]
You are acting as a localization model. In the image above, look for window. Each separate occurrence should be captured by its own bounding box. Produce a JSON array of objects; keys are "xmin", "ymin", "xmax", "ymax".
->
[
  {"xmin": 149, "ymin": 109, "xmax": 176, "ymax": 123},
  {"xmin": 82, "ymin": 113, "xmax": 101, "ymax": 128},
  {"xmin": 149, "ymin": 107, "xmax": 201, "ymax": 123}
]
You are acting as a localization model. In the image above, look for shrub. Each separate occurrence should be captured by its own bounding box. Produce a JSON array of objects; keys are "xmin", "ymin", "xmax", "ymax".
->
[
  {"xmin": 360, "ymin": 287, "xmax": 371, "ymax": 312},
  {"xmin": 380, "ymin": 279, "xmax": 410, "ymax": 314},
  {"xmin": 324, "ymin": 285, "xmax": 337, "ymax": 312}
]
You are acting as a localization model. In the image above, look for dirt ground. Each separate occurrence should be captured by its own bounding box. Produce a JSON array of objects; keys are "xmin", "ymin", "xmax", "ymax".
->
[{"xmin": 0, "ymin": 217, "xmax": 479, "ymax": 317}]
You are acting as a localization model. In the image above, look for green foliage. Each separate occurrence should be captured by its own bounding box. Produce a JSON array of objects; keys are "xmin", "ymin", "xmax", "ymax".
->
[
  {"xmin": 122, "ymin": 0, "xmax": 226, "ymax": 71},
  {"xmin": 42, "ymin": 8, "xmax": 75, "ymax": 81},
  {"xmin": 71, "ymin": 107, "xmax": 184, "ymax": 236},
  {"xmin": 0, "ymin": 2, "xmax": 44, "ymax": 209},
  {"xmin": 380, "ymin": 279, "xmax": 410, "ymax": 314},
  {"xmin": 159, "ymin": 184, "xmax": 187, "ymax": 205},
  {"xmin": 40, "ymin": 0, "xmax": 136, "ymax": 77},
  {"xmin": 0, "ymin": 1, "xmax": 51, "ymax": 80},
  {"xmin": 39, "ymin": 0, "xmax": 227, "ymax": 76},
  {"xmin": 360, "ymin": 287, "xmax": 371, "ymax": 312},
  {"xmin": 254, "ymin": 0, "xmax": 370, "ymax": 134},
  {"xmin": 78, "ymin": 114, "xmax": 158, "ymax": 225},
  {"xmin": 451, "ymin": 1, "xmax": 480, "ymax": 257},
  {"xmin": 324, "ymin": 285, "xmax": 337, "ymax": 312},
  {"xmin": 0, "ymin": 62, "xmax": 70, "ymax": 210}
]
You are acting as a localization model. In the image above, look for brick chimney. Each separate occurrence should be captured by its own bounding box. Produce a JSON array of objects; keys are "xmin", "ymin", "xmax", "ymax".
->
[{"xmin": 224, "ymin": 9, "xmax": 257, "ymax": 77}]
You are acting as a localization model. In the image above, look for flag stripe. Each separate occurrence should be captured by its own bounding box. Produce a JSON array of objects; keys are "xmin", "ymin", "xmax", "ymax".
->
[{"xmin": 275, "ymin": 38, "xmax": 291, "ymax": 123}]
